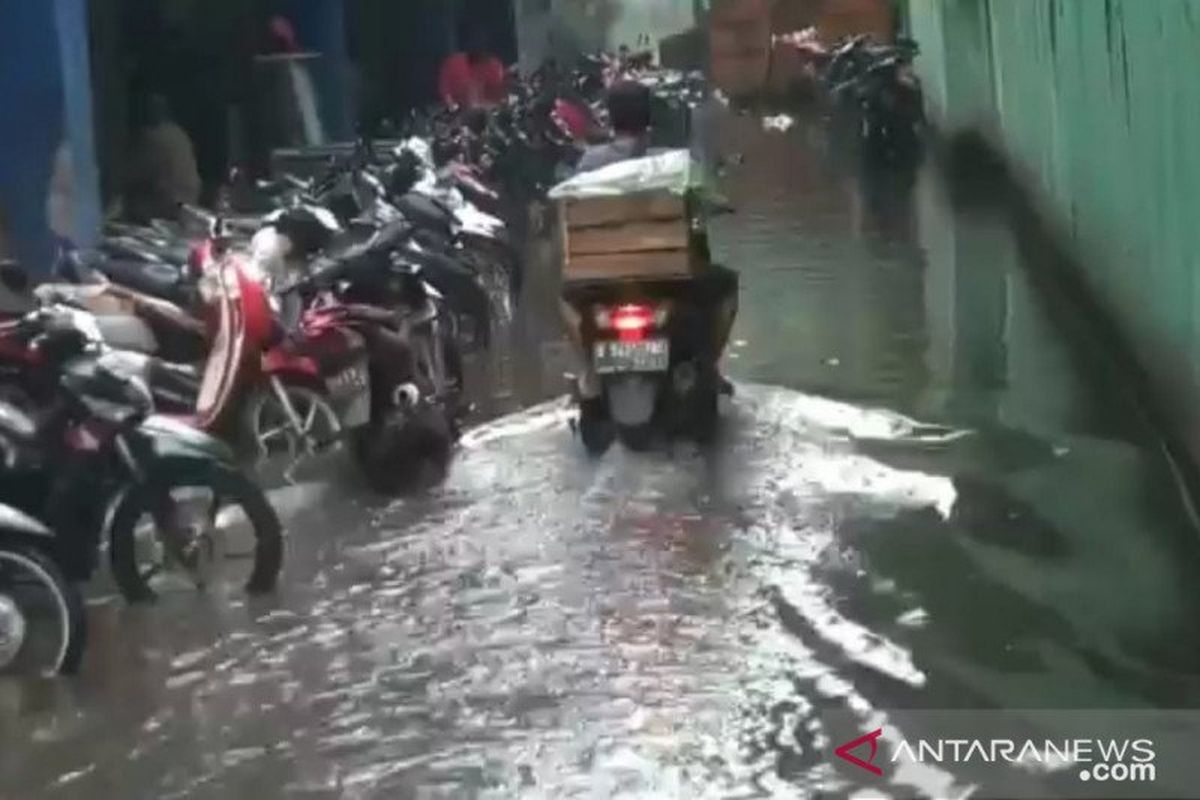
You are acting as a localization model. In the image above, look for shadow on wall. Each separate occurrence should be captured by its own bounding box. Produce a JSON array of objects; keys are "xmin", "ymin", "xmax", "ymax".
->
[{"xmin": 939, "ymin": 129, "xmax": 1200, "ymax": 516}]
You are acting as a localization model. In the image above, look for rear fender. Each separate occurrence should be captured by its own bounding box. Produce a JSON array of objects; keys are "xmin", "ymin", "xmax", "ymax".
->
[
  {"xmin": 605, "ymin": 375, "xmax": 660, "ymax": 428},
  {"xmin": 0, "ymin": 505, "xmax": 54, "ymax": 540}
]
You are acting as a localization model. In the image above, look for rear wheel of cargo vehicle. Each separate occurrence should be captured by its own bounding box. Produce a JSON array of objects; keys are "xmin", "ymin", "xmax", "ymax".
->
[
  {"xmin": 617, "ymin": 424, "xmax": 655, "ymax": 453},
  {"xmin": 691, "ymin": 385, "xmax": 720, "ymax": 445},
  {"xmin": 579, "ymin": 397, "xmax": 615, "ymax": 456}
]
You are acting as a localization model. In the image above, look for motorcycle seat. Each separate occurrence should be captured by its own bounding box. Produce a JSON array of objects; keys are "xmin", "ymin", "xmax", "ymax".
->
[
  {"xmin": 96, "ymin": 259, "xmax": 192, "ymax": 307},
  {"xmin": 324, "ymin": 226, "xmax": 378, "ymax": 261},
  {"xmin": 93, "ymin": 314, "xmax": 159, "ymax": 355},
  {"xmin": 324, "ymin": 220, "xmax": 413, "ymax": 273},
  {"xmin": 393, "ymin": 193, "xmax": 455, "ymax": 238}
]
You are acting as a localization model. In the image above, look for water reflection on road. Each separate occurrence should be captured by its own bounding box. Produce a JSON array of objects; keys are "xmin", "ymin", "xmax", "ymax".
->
[{"xmin": 3, "ymin": 109, "xmax": 1199, "ymax": 799}]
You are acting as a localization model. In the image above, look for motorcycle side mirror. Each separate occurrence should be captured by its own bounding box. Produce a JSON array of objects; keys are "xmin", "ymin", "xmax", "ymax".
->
[{"xmin": 0, "ymin": 261, "xmax": 30, "ymax": 294}]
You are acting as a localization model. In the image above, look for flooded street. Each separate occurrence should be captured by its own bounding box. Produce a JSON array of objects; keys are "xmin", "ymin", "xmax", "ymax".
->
[{"xmin": 4, "ymin": 110, "xmax": 1200, "ymax": 799}]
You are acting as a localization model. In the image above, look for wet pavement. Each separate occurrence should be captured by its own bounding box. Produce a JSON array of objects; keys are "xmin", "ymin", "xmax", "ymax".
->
[{"xmin": 4, "ymin": 108, "xmax": 1200, "ymax": 799}]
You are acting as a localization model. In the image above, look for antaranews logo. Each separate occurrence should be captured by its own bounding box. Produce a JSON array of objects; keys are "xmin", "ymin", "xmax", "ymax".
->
[
  {"xmin": 833, "ymin": 728, "xmax": 1157, "ymax": 786},
  {"xmin": 834, "ymin": 728, "xmax": 885, "ymax": 776}
]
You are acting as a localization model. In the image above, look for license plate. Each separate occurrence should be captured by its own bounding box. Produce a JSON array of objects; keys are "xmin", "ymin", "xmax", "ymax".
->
[{"xmin": 593, "ymin": 339, "xmax": 670, "ymax": 374}]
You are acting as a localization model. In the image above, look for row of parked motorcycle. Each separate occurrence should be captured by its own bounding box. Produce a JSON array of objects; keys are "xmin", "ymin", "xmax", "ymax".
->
[{"xmin": 0, "ymin": 53, "xmax": 703, "ymax": 677}]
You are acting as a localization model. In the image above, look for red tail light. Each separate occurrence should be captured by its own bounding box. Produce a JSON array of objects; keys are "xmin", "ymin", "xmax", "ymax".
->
[
  {"xmin": 612, "ymin": 304, "xmax": 655, "ymax": 333},
  {"xmin": 595, "ymin": 304, "xmax": 664, "ymax": 342}
]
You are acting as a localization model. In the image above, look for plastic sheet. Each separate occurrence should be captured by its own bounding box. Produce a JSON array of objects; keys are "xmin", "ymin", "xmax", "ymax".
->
[{"xmin": 548, "ymin": 149, "xmax": 705, "ymax": 200}]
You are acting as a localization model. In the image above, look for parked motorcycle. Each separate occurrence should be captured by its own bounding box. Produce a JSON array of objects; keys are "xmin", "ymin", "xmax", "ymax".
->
[
  {"xmin": 266, "ymin": 250, "xmax": 458, "ymax": 493},
  {"xmin": 0, "ymin": 271, "xmax": 284, "ymax": 604},
  {"xmin": 823, "ymin": 35, "xmax": 925, "ymax": 162},
  {"xmin": 0, "ymin": 415, "xmax": 87, "ymax": 675}
]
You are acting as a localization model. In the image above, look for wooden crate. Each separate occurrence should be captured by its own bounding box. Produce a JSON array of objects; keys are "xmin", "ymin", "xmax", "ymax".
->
[{"xmin": 560, "ymin": 190, "xmax": 699, "ymax": 283}]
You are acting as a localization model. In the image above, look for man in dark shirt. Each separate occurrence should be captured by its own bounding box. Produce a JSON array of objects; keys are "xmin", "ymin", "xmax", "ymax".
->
[{"xmin": 576, "ymin": 80, "xmax": 654, "ymax": 173}]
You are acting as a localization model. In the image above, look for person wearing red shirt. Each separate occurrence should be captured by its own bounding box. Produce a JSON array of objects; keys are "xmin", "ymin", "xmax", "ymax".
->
[{"xmin": 438, "ymin": 30, "xmax": 506, "ymax": 110}]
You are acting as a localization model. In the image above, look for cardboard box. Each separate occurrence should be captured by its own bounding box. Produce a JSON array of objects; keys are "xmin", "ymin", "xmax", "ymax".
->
[
  {"xmin": 711, "ymin": 24, "xmax": 771, "ymax": 57},
  {"xmin": 710, "ymin": 0, "xmax": 773, "ymax": 95}
]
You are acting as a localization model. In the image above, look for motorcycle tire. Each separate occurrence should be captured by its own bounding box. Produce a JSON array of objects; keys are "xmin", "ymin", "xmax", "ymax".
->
[
  {"xmin": 0, "ymin": 544, "xmax": 87, "ymax": 676},
  {"xmin": 578, "ymin": 397, "xmax": 614, "ymax": 456},
  {"xmin": 441, "ymin": 330, "xmax": 467, "ymax": 437},
  {"xmin": 352, "ymin": 406, "xmax": 453, "ymax": 496},
  {"xmin": 617, "ymin": 424, "xmax": 656, "ymax": 453},
  {"xmin": 108, "ymin": 467, "xmax": 284, "ymax": 604},
  {"xmin": 691, "ymin": 385, "xmax": 720, "ymax": 445}
]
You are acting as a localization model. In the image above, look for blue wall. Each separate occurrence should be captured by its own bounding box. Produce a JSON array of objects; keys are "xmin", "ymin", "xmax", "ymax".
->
[{"xmin": 0, "ymin": 0, "xmax": 100, "ymax": 273}]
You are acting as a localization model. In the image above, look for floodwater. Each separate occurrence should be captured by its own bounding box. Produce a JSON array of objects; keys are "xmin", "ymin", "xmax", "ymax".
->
[{"xmin": 3, "ymin": 109, "xmax": 1200, "ymax": 799}]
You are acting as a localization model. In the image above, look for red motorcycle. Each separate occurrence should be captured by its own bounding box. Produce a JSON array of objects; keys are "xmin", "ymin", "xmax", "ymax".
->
[
  {"xmin": 252, "ymin": 257, "xmax": 456, "ymax": 494},
  {"xmin": 174, "ymin": 232, "xmax": 375, "ymax": 482}
]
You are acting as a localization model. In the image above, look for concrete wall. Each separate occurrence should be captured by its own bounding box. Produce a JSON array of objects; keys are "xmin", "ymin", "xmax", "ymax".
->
[{"xmin": 909, "ymin": 0, "xmax": 1200, "ymax": 450}]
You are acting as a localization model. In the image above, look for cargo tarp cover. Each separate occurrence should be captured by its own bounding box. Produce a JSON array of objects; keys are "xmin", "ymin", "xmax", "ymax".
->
[{"xmin": 548, "ymin": 149, "xmax": 710, "ymax": 200}]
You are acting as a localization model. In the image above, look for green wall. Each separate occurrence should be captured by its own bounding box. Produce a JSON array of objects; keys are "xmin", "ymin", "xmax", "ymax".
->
[{"xmin": 910, "ymin": 0, "xmax": 1200, "ymax": 424}]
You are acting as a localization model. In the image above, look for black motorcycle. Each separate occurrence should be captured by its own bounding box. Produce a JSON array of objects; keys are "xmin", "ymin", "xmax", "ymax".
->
[
  {"xmin": 0, "ymin": 414, "xmax": 87, "ymax": 676},
  {"xmin": 825, "ymin": 36, "xmax": 925, "ymax": 162},
  {"xmin": 562, "ymin": 268, "xmax": 739, "ymax": 453},
  {"xmin": 0, "ymin": 304, "xmax": 284, "ymax": 604},
  {"xmin": 273, "ymin": 233, "xmax": 464, "ymax": 494}
]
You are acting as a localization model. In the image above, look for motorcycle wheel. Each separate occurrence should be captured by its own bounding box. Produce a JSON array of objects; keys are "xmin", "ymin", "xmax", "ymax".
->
[
  {"xmin": 108, "ymin": 468, "xmax": 284, "ymax": 603},
  {"xmin": 579, "ymin": 397, "xmax": 615, "ymax": 456},
  {"xmin": 352, "ymin": 407, "xmax": 453, "ymax": 496},
  {"xmin": 691, "ymin": 384, "xmax": 720, "ymax": 445},
  {"xmin": 242, "ymin": 384, "xmax": 344, "ymax": 481},
  {"xmin": 616, "ymin": 424, "xmax": 656, "ymax": 453},
  {"xmin": 442, "ymin": 331, "xmax": 467, "ymax": 436},
  {"xmin": 0, "ymin": 545, "xmax": 86, "ymax": 676}
]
